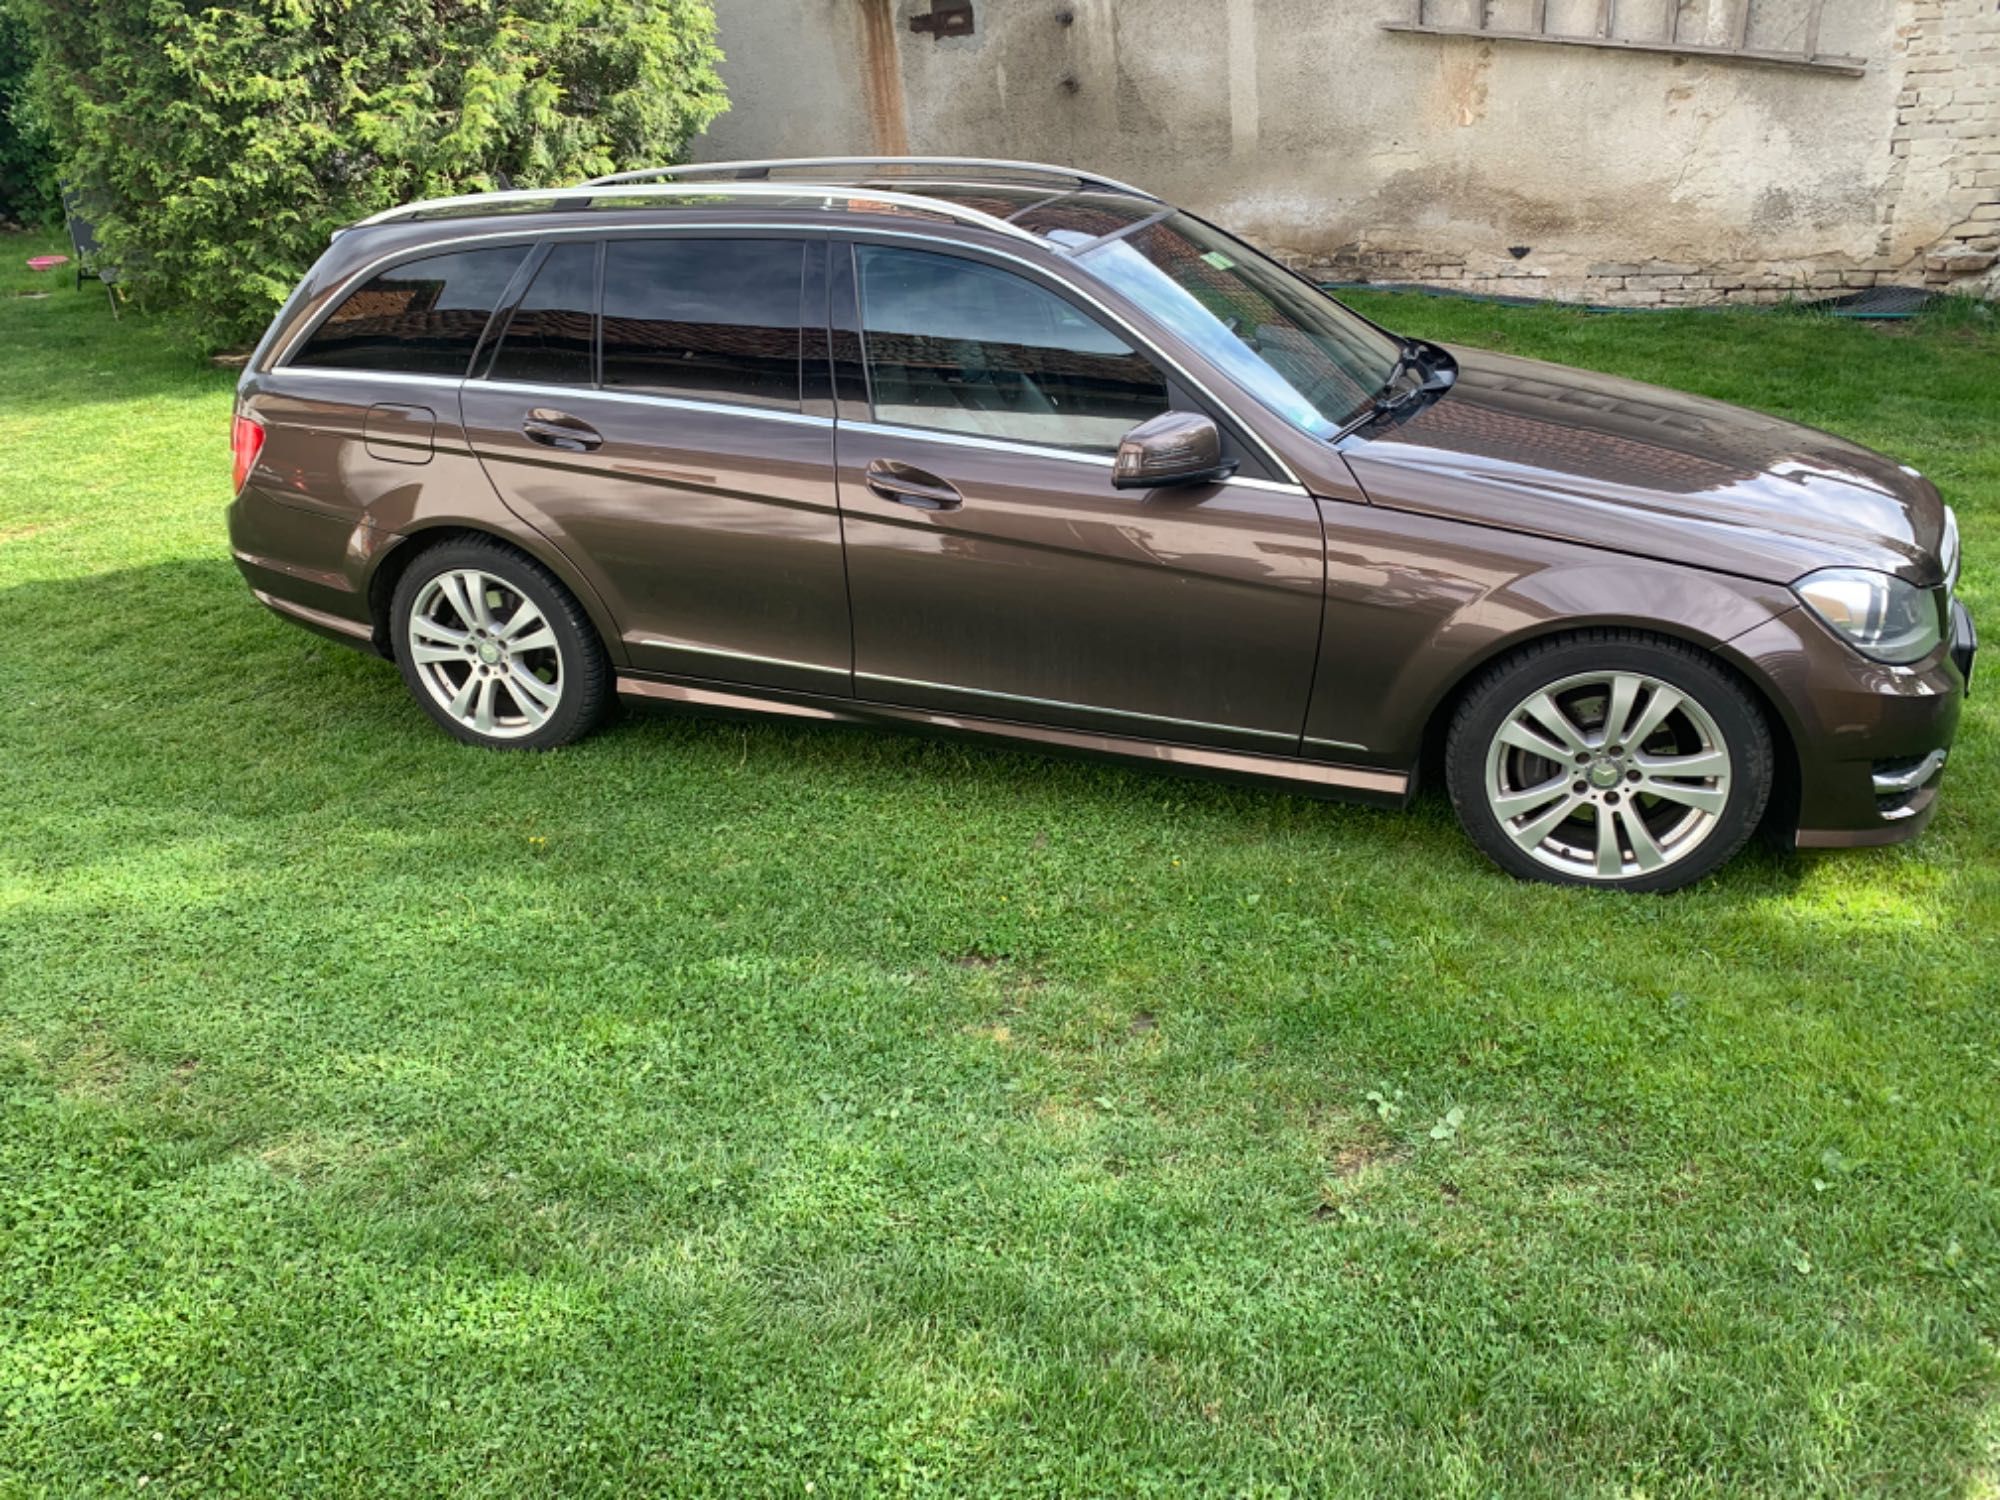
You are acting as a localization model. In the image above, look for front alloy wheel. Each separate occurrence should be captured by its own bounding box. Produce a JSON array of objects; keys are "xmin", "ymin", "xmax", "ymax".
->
[
  {"xmin": 1447, "ymin": 633, "xmax": 1772, "ymax": 891},
  {"xmin": 1484, "ymin": 670, "xmax": 1731, "ymax": 881}
]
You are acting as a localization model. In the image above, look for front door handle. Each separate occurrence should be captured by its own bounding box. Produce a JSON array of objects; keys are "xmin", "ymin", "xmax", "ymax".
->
[
  {"xmin": 522, "ymin": 408, "xmax": 602, "ymax": 453},
  {"xmin": 865, "ymin": 459, "xmax": 962, "ymax": 511}
]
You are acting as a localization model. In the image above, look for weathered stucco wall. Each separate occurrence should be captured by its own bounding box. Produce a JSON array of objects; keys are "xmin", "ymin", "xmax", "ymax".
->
[{"xmin": 695, "ymin": 0, "xmax": 2000, "ymax": 304}]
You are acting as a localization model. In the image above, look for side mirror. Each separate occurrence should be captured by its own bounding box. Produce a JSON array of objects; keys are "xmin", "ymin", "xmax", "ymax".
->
[{"xmin": 1111, "ymin": 411, "xmax": 1238, "ymax": 490}]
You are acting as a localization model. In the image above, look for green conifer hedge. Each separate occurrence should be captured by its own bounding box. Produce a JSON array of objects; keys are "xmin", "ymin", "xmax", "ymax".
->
[{"xmin": 16, "ymin": 0, "xmax": 728, "ymax": 345}]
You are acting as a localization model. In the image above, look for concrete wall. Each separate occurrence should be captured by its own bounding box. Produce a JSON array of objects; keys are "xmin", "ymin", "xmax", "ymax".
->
[{"xmin": 695, "ymin": 0, "xmax": 2000, "ymax": 304}]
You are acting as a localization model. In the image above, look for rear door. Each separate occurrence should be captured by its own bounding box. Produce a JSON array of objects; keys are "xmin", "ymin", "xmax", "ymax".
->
[
  {"xmin": 459, "ymin": 232, "xmax": 850, "ymax": 694},
  {"xmin": 830, "ymin": 239, "xmax": 1325, "ymax": 755}
]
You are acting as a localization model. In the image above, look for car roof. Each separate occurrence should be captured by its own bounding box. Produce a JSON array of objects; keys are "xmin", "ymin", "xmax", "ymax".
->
[{"xmin": 338, "ymin": 158, "xmax": 1171, "ymax": 256}]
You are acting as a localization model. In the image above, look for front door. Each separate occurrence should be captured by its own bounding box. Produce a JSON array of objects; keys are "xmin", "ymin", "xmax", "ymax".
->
[
  {"xmin": 460, "ymin": 234, "xmax": 850, "ymax": 695},
  {"xmin": 832, "ymin": 241, "xmax": 1324, "ymax": 754}
]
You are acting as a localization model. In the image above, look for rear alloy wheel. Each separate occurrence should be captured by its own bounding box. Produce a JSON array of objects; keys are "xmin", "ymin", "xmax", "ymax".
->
[
  {"xmin": 1446, "ymin": 634, "xmax": 1772, "ymax": 891},
  {"xmin": 391, "ymin": 538, "xmax": 609, "ymax": 749}
]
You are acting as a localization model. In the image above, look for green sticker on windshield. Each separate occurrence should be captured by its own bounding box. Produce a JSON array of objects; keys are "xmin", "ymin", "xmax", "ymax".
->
[{"xmin": 1200, "ymin": 250, "xmax": 1236, "ymax": 271}]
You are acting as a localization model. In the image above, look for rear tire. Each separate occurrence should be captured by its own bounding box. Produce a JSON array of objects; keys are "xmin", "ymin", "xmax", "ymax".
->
[
  {"xmin": 389, "ymin": 536, "xmax": 611, "ymax": 750},
  {"xmin": 1444, "ymin": 631, "xmax": 1772, "ymax": 892}
]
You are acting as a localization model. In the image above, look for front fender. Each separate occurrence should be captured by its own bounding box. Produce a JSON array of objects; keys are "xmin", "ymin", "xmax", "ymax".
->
[{"xmin": 1303, "ymin": 500, "xmax": 1796, "ymax": 767}]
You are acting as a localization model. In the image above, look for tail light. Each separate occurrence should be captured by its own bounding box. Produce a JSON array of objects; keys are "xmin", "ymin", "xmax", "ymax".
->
[{"xmin": 231, "ymin": 412, "xmax": 266, "ymax": 494}]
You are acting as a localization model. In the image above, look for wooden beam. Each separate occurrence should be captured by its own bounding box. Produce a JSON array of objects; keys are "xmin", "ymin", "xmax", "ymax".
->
[
  {"xmin": 1665, "ymin": 0, "xmax": 1678, "ymax": 44},
  {"xmin": 1378, "ymin": 20, "xmax": 1867, "ymax": 74},
  {"xmin": 1801, "ymin": 0, "xmax": 1822, "ymax": 59},
  {"xmin": 1731, "ymin": 0, "xmax": 1752, "ymax": 50},
  {"xmin": 1596, "ymin": 0, "xmax": 1615, "ymax": 38},
  {"xmin": 1530, "ymin": 0, "xmax": 1547, "ymax": 35}
]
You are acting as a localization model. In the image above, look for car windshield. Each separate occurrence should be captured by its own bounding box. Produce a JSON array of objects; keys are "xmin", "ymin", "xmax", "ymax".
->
[{"xmin": 1080, "ymin": 212, "xmax": 1404, "ymax": 439}]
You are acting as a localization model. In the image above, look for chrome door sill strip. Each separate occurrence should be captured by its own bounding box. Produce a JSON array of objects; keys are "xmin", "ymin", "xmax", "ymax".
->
[{"xmin": 616, "ymin": 674, "xmax": 1408, "ymax": 798}]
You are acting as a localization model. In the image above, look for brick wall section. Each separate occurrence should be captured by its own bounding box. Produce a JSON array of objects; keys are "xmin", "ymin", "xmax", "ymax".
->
[
  {"xmin": 1896, "ymin": 0, "xmax": 2000, "ymax": 293},
  {"xmin": 1288, "ymin": 0, "xmax": 2000, "ymax": 307}
]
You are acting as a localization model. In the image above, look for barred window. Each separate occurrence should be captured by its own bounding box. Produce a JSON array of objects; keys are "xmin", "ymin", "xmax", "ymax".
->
[{"xmin": 1384, "ymin": 0, "xmax": 1863, "ymax": 76}]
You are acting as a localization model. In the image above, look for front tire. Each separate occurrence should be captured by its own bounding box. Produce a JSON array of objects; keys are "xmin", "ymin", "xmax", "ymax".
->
[
  {"xmin": 389, "ymin": 537, "xmax": 611, "ymax": 750},
  {"xmin": 1445, "ymin": 631, "xmax": 1773, "ymax": 892}
]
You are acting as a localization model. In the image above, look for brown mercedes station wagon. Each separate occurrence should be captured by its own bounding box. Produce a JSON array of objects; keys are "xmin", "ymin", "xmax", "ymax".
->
[{"xmin": 229, "ymin": 156, "xmax": 1975, "ymax": 891}]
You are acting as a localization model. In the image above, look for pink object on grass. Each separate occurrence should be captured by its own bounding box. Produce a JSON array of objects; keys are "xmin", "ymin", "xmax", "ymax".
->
[{"xmin": 27, "ymin": 254, "xmax": 70, "ymax": 271}]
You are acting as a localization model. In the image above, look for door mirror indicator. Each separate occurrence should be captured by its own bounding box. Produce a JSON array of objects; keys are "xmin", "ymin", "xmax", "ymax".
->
[{"xmin": 1111, "ymin": 411, "xmax": 1237, "ymax": 490}]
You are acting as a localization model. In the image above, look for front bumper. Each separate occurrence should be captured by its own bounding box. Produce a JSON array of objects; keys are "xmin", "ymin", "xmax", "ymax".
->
[{"xmin": 1728, "ymin": 599, "xmax": 1973, "ymax": 850}]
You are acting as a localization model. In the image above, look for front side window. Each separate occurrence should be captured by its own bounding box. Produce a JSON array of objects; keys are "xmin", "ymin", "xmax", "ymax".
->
[
  {"xmin": 292, "ymin": 246, "xmax": 527, "ymax": 376},
  {"xmin": 1081, "ymin": 213, "xmax": 1400, "ymax": 439},
  {"xmin": 487, "ymin": 242, "xmax": 598, "ymax": 387},
  {"xmin": 856, "ymin": 245, "xmax": 1169, "ymax": 452},
  {"xmin": 601, "ymin": 238, "xmax": 804, "ymax": 409}
]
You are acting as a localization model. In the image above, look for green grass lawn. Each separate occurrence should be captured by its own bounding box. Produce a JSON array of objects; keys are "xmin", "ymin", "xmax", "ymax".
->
[{"xmin": 2, "ymin": 227, "xmax": 1996, "ymax": 1497}]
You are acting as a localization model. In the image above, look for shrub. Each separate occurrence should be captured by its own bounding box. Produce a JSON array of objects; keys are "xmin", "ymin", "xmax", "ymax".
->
[
  {"xmin": 0, "ymin": 5, "xmax": 59, "ymax": 227},
  {"xmin": 16, "ymin": 0, "xmax": 728, "ymax": 347}
]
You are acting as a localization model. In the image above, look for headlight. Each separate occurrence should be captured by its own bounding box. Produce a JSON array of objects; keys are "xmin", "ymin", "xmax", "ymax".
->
[{"xmin": 1794, "ymin": 568, "xmax": 1942, "ymax": 664}]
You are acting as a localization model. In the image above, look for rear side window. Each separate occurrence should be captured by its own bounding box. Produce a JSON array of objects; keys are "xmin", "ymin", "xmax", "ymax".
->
[
  {"xmin": 291, "ymin": 246, "xmax": 527, "ymax": 376},
  {"xmin": 488, "ymin": 242, "xmax": 598, "ymax": 387},
  {"xmin": 601, "ymin": 239, "xmax": 804, "ymax": 410},
  {"xmin": 856, "ymin": 245, "xmax": 1169, "ymax": 452}
]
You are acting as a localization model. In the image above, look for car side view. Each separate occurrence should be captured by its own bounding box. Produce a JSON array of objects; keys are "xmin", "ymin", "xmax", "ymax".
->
[{"xmin": 229, "ymin": 156, "xmax": 1975, "ymax": 891}]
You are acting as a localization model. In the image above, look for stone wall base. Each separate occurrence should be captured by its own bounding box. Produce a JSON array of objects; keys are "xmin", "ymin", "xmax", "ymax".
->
[{"xmin": 1269, "ymin": 244, "xmax": 1999, "ymax": 308}]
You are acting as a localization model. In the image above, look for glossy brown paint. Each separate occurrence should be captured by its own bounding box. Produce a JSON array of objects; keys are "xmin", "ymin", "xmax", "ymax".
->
[
  {"xmin": 229, "ymin": 368, "xmax": 628, "ymax": 661},
  {"xmin": 229, "ymin": 195, "xmax": 1970, "ymax": 853},
  {"xmin": 833, "ymin": 425, "xmax": 1324, "ymax": 753},
  {"xmin": 1297, "ymin": 498, "xmax": 1801, "ymax": 766},
  {"xmin": 459, "ymin": 384, "xmax": 850, "ymax": 694},
  {"xmin": 1342, "ymin": 347, "xmax": 1950, "ymax": 585}
]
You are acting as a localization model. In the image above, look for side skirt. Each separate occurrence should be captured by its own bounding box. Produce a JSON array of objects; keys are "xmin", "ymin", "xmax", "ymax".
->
[{"xmin": 615, "ymin": 674, "xmax": 1411, "ymax": 806}]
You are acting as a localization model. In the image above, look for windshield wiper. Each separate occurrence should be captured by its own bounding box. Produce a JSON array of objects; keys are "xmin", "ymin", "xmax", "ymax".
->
[
  {"xmin": 1332, "ymin": 338, "xmax": 1455, "ymax": 440},
  {"xmin": 1378, "ymin": 338, "xmax": 1434, "ymax": 403}
]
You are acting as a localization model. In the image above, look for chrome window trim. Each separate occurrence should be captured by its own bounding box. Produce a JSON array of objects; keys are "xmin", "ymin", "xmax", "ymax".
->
[
  {"xmin": 1303, "ymin": 734, "xmax": 1369, "ymax": 754},
  {"xmin": 266, "ymin": 367, "xmax": 471, "ymax": 391},
  {"xmin": 478, "ymin": 379, "xmax": 833, "ymax": 429},
  {"xmin": 637, "ymin": 640, "xmax": 849, "ymax": 676},
  {"xmin": 854, "ymin": 670, "xmax": 1299, "ymax": 744},
  {"xmin": 1228, "ymin": 475, "xmax": 1314, "ymax": 497},
  {"xmin": 841, "ymin": 418, "xmax": 1114, "ymax": 470},
  {"xmin": 270, "ymin": 221, "xmax": 1302, "ymax": 488},
  {"xmin": 843, "ymin": 418, "xmax": 1311, "ymax": 499}
]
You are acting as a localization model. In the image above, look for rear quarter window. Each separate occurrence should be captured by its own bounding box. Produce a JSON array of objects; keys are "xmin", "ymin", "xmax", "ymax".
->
[{"xmin": 291, "ymin": 246, "xmax": 528, "ymax": 376}]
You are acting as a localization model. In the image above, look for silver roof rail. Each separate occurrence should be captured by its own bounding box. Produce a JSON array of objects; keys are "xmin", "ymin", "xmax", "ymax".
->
[
  {"xmin": 583, "ymin": 155, "xmax": 1160, "ymax": 202},
  {"xmin": 348, "ymin": 180, "xmax": 1044, "ymax": 244}
]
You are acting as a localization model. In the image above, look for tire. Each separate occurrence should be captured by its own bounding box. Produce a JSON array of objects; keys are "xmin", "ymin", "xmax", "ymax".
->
[
  {"xmin": 1444, "ymin": 630, "xmax": 1773, "ymax": 892},
  {"xmin": 389, "ymin": 535, "xmax": 612, "ymax": 750}
]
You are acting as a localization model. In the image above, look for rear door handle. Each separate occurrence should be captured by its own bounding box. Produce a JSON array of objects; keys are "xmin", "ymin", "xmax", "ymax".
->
[
  {"xmin": 865, "ymin": 459, "xmax": 962, "ymax": 511},
  {"xmin": 521, "ymin": 408, "xmax": 602, "ymax": 453}
]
